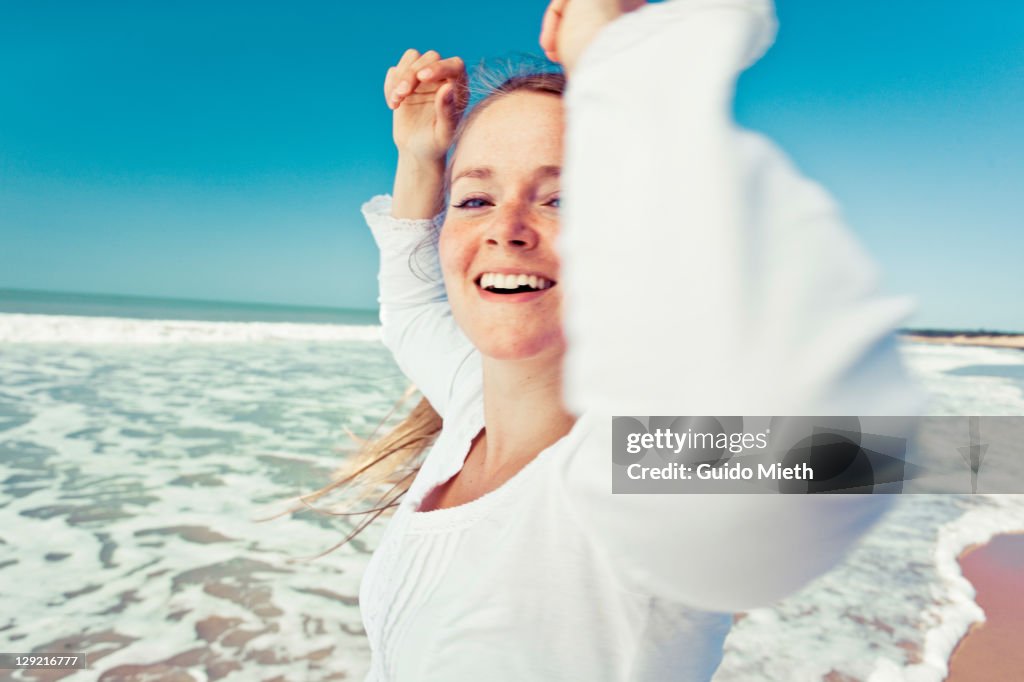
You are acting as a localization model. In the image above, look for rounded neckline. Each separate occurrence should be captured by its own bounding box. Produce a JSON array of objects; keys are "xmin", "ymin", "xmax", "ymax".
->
[{"xmin": 406, "ymin": 410, "xmax": 584, "ymax": 533}]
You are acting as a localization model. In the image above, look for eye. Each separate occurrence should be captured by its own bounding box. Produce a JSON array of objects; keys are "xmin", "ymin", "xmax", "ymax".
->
[
  {"xmin": 453, "ymin": 197, "xmax": 492, "ymax": 209},
  {"xmin": 545, "ymin": 196, "xmax": 561, "ymax": 209}
]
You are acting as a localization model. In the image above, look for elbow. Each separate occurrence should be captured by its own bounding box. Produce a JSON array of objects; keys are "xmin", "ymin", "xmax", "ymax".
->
[{"xmin": 377, "ymin": 305, "xmax": 413, "ymax": 359}]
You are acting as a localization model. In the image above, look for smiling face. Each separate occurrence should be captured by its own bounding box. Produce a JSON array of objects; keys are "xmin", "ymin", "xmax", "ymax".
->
[{"xmin": 439, "ymin": 90, "xmax": 565, "ymax": 362}]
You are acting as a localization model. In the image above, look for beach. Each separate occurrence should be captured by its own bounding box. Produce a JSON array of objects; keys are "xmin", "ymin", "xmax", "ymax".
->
[
  {"xmin": 901, "ymin": 332, "xmax": 1024, "ymax": 351},
  {"xmin": 1, "ymin": 295, "xmax": 1023, "ymax": 681},
  {"xmin": 946, "ymin": 533, "xmax": 1024, "ymax": 681}
]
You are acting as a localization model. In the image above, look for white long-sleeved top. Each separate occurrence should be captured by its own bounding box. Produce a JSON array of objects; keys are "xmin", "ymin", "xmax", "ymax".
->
[{"xmin": 357, "ymin": 1, "xmax": 923, "ymax": 680}]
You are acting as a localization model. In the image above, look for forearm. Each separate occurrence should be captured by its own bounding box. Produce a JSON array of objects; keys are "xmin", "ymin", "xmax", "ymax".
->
[
  {"xmin": 363, "ymin": 194, "xmax": 475, "ymax": 415},
  {"xmin": 391, "ymin": 153, "xmax": 445, "ymax": 220}
]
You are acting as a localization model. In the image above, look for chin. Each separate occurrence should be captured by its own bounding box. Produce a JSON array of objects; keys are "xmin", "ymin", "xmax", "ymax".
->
[{"xmin": 474, "ymin": 328, "xmax": 566, "ymax": 362}]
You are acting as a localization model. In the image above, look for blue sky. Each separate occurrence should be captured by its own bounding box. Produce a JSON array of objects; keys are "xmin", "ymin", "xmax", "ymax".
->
[{"xmin": 1, "ymin": 1, "xmax": 1021, "ymax": 330}]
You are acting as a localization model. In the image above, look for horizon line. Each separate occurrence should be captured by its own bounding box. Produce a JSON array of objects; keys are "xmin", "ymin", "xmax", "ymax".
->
[{"xmin": 0, "ymin": 286, "xmax": 378, "ymax": 315}]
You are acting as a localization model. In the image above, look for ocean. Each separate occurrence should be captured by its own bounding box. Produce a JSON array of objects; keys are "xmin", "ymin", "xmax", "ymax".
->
[{"xmin": 1, "ymin": 289, "xmax": 1023, "ymax": 682}]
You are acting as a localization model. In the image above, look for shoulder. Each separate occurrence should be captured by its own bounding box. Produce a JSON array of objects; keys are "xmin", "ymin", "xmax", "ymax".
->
[{"xmin": 403, "ymin": 358, "xmax": 484, "ymax": 503}]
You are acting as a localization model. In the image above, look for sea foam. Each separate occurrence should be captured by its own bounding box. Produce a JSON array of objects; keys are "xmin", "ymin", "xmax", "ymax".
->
[{"xmin": 0, "ymin": 313, "xmax": 382, "ymax": 344}]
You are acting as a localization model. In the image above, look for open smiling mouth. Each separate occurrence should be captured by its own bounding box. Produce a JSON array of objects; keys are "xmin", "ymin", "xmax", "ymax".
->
[{"xmin": 475, "ymin": 273, "xmax": 556, "ymax": 295}]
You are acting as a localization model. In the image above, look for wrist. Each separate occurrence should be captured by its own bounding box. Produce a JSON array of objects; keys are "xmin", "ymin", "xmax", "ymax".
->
[
  {"xmin": 392, "ymin": 153, "xmax": 446, "ymax": 220},
  {"xmin": 396, "ymin": 151, "xmax": 445, "ymax": 176}
]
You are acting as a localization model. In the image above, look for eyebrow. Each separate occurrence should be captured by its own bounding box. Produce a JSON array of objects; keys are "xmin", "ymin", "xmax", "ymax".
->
[
  {"xmin": 451, "ymin": 165, "xmax": 561, "ymax": 185},
  {"xmin": 452, "ymin": 167, "xmax": 492, "ymax": 184}
]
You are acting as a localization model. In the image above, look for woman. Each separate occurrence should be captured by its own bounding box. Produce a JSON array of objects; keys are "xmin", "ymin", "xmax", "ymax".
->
[{"xmin": 349, "ymin": 0, "xmax": 922, "ymax": 679}]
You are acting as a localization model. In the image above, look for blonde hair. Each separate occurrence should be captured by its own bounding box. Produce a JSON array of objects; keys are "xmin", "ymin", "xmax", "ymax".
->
[{"xmin": 270, "ymin": 59, "xmax": 566, "ymax": 559}]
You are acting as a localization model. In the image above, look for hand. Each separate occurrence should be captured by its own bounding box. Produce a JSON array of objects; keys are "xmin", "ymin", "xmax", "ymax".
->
[
  {"xmin": 539, "ymin": 0, "xmax": 646, "ymax": 74},
  {"xmin": 385, "ymin": 49, "xmax": 467, "ymax": 164}
]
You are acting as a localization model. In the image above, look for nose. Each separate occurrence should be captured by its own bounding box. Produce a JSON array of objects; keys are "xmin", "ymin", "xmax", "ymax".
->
[{"xmin": 484, "ymin": 202, "xmax": 539, "ymax": 251}]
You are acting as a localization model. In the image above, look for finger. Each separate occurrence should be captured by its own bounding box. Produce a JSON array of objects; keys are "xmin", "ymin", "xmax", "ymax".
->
[
  {"xmin": 395, "ymin": 48, "xmax": 421, "ymax": 72},
  {"xmin": 414, "ymin": 56, "xmax": 465, "ymax": 85},
  {"xmin": 395, "ymin": 49, "xmax": 440, "ymax": 97},
  {"xmin": 389, "ymin": 48, "xmax": 422, "ymax": 106},
  {"xmin": 393, "ymin": 50, "xmax": 441, "ymax": 106},
  {"xmin": 435, "ymin": 80, "xmax": 468, "ymax": 140},
  {"xmin": 435, "ymin": 82, "xmax": 458, "ymax": 141},
  {"xmin": 539, "ymin": 13, "xmax": 557, "ymax": 61},
  {"xmin": 409, "ymin": 49, "xmax": 442, "ymax": 76},
  {"xmin": 539, "ymin": 0, "xmax": 569, "ymax": 60},
  {"xmin": 540, "ymin": 8, "xmax": 561, "ymax": 61},
  {"xmin": 384, "ymin": 66, "xmax": 397, "ymax": 109}
]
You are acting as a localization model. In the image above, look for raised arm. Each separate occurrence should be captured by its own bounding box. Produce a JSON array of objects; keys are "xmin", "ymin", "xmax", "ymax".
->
[
  {"xmin": 546, "ymin": 0, "xmax": 925, "ymax": 611},
  {"xmin": 555, "ymin": 0, "xmax": 921, "ymax": 417},
  {"xmin": 366, "ymin": 50, "xmax": 477, "ymax": 417}
]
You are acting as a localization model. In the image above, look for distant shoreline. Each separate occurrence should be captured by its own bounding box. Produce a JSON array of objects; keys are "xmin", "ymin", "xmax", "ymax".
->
[{"xmin": 901, "ymin": 330, "xmax": 1024, "ymax": 351}]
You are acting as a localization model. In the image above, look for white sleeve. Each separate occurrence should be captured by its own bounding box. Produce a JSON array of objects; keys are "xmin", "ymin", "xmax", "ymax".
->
[
  {"xmin": 556, "ymin": 0, "xmax": 926, "ymax": 611},
  {"xmin": 362, "ymin": 195, "xmax": 477, "ymax": 418}
]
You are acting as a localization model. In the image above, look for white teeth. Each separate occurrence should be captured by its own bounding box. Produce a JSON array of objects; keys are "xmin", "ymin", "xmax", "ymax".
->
[{"xmin": 478, "ymin": 272, "xmax": 555, "ymax": 291}]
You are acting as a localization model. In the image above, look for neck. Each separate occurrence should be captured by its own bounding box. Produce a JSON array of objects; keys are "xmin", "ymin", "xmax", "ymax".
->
[{"xmin": 479, "ymin": 351, "xmax": 577, "ymax": 474}]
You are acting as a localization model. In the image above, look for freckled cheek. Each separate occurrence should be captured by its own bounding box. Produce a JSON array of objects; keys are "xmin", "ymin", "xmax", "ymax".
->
[
  {"xmin": 437, "ymin": 227, "xmax": 475, "ymax": 304},
  {"xmin": 539, "ymin": 219, "xmax": 562, "ymax": 276}
]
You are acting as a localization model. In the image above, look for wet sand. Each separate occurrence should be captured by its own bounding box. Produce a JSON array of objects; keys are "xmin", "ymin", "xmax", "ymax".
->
[
  {"xmin": 902, "ymin": 333, "xmax": 1024, "ymax": 351},
  {"xmin": 945, "ymin": 533, "xmax": 1024, "ymax": 681}
]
